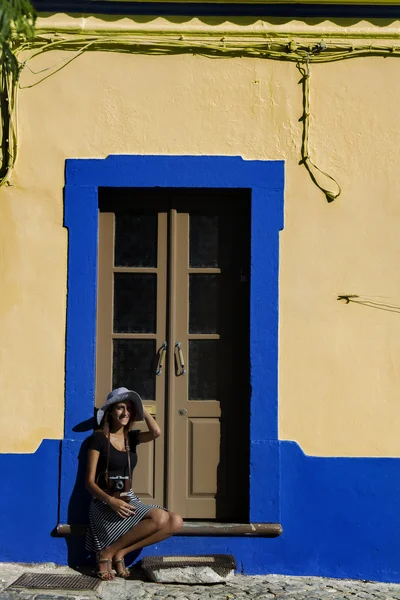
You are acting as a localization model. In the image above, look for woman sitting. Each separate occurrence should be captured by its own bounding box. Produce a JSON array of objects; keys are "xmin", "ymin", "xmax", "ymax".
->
[{"xmin": 85, "ymin": 387, "xmax": 183, "ymax": 580}]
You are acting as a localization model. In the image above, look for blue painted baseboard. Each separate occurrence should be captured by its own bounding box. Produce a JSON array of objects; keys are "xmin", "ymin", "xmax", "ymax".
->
[
  {"xmin": 275, "ymin": 441, "xmax": 400, "ymax": 582},
  {"xmin": 136, "ymin": 441, "xmax": 400, "ymax": 582},
  {"xmin": 2, "ymin": 439, "xmax": 400, "ymax": 582},
  {"xmin": 0, "ymin": 440, "xmax": 65, "ymax": 564}
]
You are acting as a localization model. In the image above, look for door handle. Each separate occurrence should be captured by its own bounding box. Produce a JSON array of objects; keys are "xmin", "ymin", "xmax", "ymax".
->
[
  {"xmin": 175, "ymin": 342, "xmax": 187, "ymax": 376},
  {"xmin": 156, "ymin": 342, "xmax": 167, "ymax": 376}
]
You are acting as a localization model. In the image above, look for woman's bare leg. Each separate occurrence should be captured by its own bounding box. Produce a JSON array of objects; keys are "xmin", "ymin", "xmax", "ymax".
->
[
  {"xmin": 100, "ymin": 510, "xmax": 165, "ymax": 560},
  {"xmin": 115, "ymin": 511, "xmax": 183, "ymax": 560},
  {"xmin": 100, "ymin": 509, "xmax": 183, "ymax": 568}
]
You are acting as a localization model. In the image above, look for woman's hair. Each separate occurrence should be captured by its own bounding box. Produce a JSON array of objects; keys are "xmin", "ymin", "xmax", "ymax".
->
[{"xmin": 99, "ymin": 400, "xmax": 137, "ymax": 435}]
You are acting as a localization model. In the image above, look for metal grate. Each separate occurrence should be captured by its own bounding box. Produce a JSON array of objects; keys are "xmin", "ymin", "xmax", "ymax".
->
[{"xmin": 8, "ymin": 573, "xmax": 100, "ymax": 591}]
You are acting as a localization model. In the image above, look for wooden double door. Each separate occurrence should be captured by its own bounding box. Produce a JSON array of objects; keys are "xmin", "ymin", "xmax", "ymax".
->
[{"xmin": 96, "ymin": 188, "xmax": 250, "ymax": 520}]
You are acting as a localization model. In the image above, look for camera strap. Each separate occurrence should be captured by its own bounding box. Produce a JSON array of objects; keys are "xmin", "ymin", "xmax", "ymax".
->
[{"xmin": 125, "ymin": 432, "xmax": 132, "ymax": 479}]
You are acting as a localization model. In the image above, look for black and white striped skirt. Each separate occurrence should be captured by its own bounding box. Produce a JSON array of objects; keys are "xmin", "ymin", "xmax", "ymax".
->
[{"xmin": 85, "ymin": 489, "xmax": 166, "ymax": 553}]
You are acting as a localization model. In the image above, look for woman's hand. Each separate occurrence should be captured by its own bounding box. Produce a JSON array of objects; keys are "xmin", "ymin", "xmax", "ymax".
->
[{"xmin": 108, "ymin": 497, "xmax": 137, "ymax": 519}]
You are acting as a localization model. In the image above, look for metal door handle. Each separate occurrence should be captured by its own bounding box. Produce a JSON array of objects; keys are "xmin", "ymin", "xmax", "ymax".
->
[
  {"xmin": 175, "ymin": 342, "xmax": 186, "ymax": 376},
  {"xmin": 156, "ymin": 342, "xmax": 167, "ymax": 375}
]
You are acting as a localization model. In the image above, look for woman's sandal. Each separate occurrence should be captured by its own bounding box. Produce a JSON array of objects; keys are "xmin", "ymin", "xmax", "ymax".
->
[
  {"xmin": 96, "ymin": 553, "xmax": 115, "ymax": 581},
  {"xmin": 113, "ymin": 557, "xmax": 130, "ymax": 579}
]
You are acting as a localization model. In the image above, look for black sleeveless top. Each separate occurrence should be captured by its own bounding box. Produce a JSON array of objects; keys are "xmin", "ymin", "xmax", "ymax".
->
[{"xmin": 88, "ymin": 430, "xmax": 140, "ymax": 486}]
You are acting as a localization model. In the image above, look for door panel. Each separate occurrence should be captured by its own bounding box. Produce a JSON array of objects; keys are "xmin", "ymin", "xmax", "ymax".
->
[
  {"xmin": 96, "ymin": 189, "xmax": 250, "ymax": 521},
  {"xmin": 168, "ymin": 208, "xmax": 222, "ymax": 518},
  {"xmin": 168, "ymin": 196, "xmax": 249, "ymax": 519},
  {"xmin": 96, "ymin": 208, "xmax": 167, "ymax": 507},
  {"xmin": 96, "ymin": 212, "xmax": 114, "ymax": 407},
  {"xmin": 132, "ymin": 441, "xmax": 155, "ymax": 499},
  {"xmin": 189, "ymin": 418, "xmax": 220, "ymax": 495}
]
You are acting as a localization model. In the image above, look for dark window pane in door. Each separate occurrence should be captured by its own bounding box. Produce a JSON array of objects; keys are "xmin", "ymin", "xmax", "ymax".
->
[
  {"xmin": 190, "ymin": 214, "xmax": 219, "ymax": 267},
  {"xmin": 189, "ymin": 274, "xmax": 219, "ymax": 334},
  {"xmin": 189, "ymin": 340, "xmax": 217, "ymax": 400},
  {"xmin": 113, "ymin": 339, "xmax": 156, "ymax": 400},
  {"xmin": 115, "ymin": 214, "xmax": 157, "ymax": 267},
  {"xmin": 114, "ymin": 273, "xmax": 156, "ymax": 333}
]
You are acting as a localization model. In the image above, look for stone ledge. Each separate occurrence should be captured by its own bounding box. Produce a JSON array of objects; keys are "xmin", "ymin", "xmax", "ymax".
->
[{"xmin": 56, "ymin": 522, "xmax": 282, "ymax": 537}]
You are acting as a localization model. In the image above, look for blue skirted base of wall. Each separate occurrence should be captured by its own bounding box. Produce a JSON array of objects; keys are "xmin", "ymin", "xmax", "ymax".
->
[
  {"xmin": 0, "ymin": 440, "xmax": 66, "ymax": 564},
  {"xmin": 2, "ymin": 438, "xmax": 400, "ymax": 582}
]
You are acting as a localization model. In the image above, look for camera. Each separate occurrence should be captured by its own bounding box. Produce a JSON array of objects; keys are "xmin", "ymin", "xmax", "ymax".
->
[{"xmin": 108, "ymin": 476, "xmax": 129, "ymax": 493}]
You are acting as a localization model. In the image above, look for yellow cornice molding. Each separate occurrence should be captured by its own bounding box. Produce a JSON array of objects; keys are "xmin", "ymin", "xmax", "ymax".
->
[{"xmin": 35, "ymin": 15, "xmax": 400, "ymax": 41}]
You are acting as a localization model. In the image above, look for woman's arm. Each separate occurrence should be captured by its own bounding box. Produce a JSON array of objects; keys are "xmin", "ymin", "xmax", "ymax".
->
[
  {"xmin": 137, "ymin": 407, "xmax": 161, "ymax": 444},
  {"xmin": 85, "ymin": 448, "xmax": 135, "ymax": 518},
  {"xmin": 85, "ymin": 448, "xmax": 112, "ymax": 503}
]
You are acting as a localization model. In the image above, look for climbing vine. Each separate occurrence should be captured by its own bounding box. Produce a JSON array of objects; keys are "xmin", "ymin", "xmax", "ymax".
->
[
  {"xmin": 0, "ymin": 0, "xmax": 35, "ymax": 184},
  {"xmin": 1, "ymin": 9, "xmax": 400, "ymax": 201}
]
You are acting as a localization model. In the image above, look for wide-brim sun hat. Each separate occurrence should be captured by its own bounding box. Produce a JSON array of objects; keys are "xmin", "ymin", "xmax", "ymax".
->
[{"xmin": 96, "ymin": 387, "xmax": 144, "ymax": 425}]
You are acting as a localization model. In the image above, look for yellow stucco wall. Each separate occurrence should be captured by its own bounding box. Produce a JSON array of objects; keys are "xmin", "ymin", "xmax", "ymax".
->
[{"xmin": 1, "ymin": 14, "xmax": 400, "ymax": 455}]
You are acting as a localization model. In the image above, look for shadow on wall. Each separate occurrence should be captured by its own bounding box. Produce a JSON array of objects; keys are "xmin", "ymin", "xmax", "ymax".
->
[
  {"xmin": 63, "ymin": 427, "xmax": 92, "ymax": 567},
  {"xmin": 337, "ymin": 295, "xmax": 400, "ymax": 314},
  {"xmin": 64, "ymin": 419, "xmax": 142, "ymax": 569}
]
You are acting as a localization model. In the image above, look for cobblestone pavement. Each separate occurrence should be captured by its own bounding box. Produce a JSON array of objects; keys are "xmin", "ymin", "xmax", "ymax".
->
[{"xmin": 1, "ymin": 563, "xmax": 400, "ymax": 600}]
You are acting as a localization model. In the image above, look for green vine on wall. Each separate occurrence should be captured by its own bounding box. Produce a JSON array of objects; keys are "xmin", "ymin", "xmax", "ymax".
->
[
  {"xmin": 1, "ymin": 13, "xmax": 400, "ymax": 200},
  {"xmin": 0, "ymin": 0, "xmax": 36, "ymax": 184}
]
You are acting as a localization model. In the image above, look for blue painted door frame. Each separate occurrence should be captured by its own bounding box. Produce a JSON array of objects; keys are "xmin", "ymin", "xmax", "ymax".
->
[{"xmin": 60, "ymin": 155, "xmax": 285, "ymax": 526}]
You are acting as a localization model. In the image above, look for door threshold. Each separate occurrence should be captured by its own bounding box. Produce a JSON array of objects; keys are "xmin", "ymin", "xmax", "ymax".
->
[
  {"xmin": 56, "ymin": 522, "xmax": 282, "ymax": 537},
  {"xmin": 176, "ymin": 522, "xmax": 282, "ymax": 537}
]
